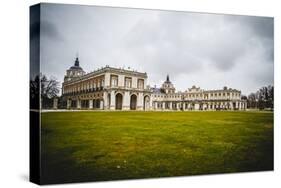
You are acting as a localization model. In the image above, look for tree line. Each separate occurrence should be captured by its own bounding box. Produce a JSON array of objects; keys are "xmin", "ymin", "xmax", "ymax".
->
[
  {"xmin": 242, "ymin": 85, "xmax": 274, "ymax": 110},
  {"xmin": 30, "ymin": 74, "xmax": 60, "ymax": 109}
]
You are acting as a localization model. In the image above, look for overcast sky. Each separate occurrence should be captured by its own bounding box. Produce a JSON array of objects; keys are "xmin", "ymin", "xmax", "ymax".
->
[{"xmin": 40, "ymin": 3, "xmax": 274, "ymax": 95}]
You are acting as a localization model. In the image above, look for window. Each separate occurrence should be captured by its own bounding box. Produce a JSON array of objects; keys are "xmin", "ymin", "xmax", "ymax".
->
[
  {"xmin": 138, "ymin": 79, "xmax": 144, "ymax": 89},
  {"xmin": 110, "ymin": 75, "xmax": 118, "ymax": 87},
  {"xmin": 125, "ymin": 77, "xmax": 132, "ymax": 88}
]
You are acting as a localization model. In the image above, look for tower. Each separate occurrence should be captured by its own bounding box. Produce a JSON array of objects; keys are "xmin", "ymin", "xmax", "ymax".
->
[
  {"xmin": 166, "ymin": 75, "xmax": 170, "ymax": 83},
  {"xmin": 161, "ymin": 74, "xmax": 175, "ymax": 94},
  {"xmin": 64, "ymin": 56, "xmax": 85, "ymax": 81}
]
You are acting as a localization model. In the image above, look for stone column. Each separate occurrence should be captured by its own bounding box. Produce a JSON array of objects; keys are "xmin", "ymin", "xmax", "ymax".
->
[
  {"xmin": 53, "ymin": 98, "xmax": 58, "ymax": 109},
  {"xmin": 100, "ymin": 100, "xmax": 104, "ymax": 110},
  {"xmin": 202, "ymin": 103, "xmax": 206, "ymax": 111},
  {"xmin": 162, "ymin": 102, "xmax": 165, "ymax": 110},
  {"xmin": 110, "ymin": 90, "xmax": 115, "ymax": 110},
  {"xmin": 229, "ymin": 102, "xmax": 233, "ymax": 110},
  {"xmin": 77, "ymin": 99, "xmax": 81, "ymax": 109},
  {"xmin": 137, "ymin": 93, "xmax": 144, "ymax": 110},
  {"xmin": 103, "ymin": 92, "xmax": 108, "ymax": 110},
  {"xmin": 67, "ymin": 99, "xmax": 71, "ymax": 109},
  {"xmin": 104, "ymin": 73, "xmax": 111, "ymax": 87},
  {"xmin": 194, "ymin": 103, "xmax": 199, "ymax": 110},
  {"xmin": 169, "ymin": 102, "xmax": 172, "ymax": 110},
  {"xmin": 176, "ymin": 103, "xmax": 180, "ymax": 110},
  {"xmin": 89, "ymin": 99, "xmax": 93, "ymax": 109},
  {"xmin": 123, "ymin": 91, "xmax": 130, "ymax": 110},
  {"xmin": 149, "ymin": 97, "xmax": 153, "ymax": 110}
]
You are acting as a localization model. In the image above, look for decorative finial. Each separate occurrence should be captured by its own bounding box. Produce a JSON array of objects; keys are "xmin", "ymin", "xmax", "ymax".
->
[
  {"xmin": 166, "ymin": 74, "xmax": 170, "ymax": 82},
  {"xmin": 74, "ymin": 53, "xmax": 79, "ymax": 67}
]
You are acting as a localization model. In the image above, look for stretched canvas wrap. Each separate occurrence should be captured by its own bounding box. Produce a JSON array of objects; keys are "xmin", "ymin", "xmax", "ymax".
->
[{"xmin": 30, "ymin": 3, "xmax": 274, "ymax": 185}]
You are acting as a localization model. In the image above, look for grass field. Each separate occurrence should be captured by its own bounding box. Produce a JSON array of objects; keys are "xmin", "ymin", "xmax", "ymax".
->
[{"xmin": 41, "ymin": 111, "xmax": 273, "ymax": 184}]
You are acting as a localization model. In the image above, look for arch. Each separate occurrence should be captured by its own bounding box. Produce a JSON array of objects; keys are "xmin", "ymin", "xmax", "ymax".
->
[
  {"xmin": 71, "ymin": 100, "xmax": 76, "ymax": 108},
  {"xmin": 199, "ymin": 103, "xmax": 203, "ymax": 110},
  {"xmin": 93, "ymin": 99, "xmax": 96, "ymax": 108},
  {"xmin": 115, "ymin": 93, "xmax": 123, "ymax": 110},
  {"xmin": 81, "ymin": 100, "xmax": 89, "ymax": 108},
  {"xmin": 96, "ymin": 99, "xmax": 100, "ymax": 109},
  {"xmin": 143, "ymin": 95, "xmax": 150, "ymax": 110},
  {"xmin": 233, "ymin": 102, "xmax": 236, "ymax": 109},
  {"xmin": 130, "ymin": 94, "xmax": 137, "ymax": 110}
]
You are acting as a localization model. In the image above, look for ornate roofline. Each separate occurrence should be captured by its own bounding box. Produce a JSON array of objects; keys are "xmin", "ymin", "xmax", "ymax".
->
[{"xmin": 64, "ymin": 66, "xmax": 147, "ymax": 85}]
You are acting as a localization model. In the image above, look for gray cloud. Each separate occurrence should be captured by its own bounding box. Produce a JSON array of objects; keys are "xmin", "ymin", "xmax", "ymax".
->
[
  {"xmin": 41, "ymin": 20, "xmax": 63, "ymax": 41},
  {"xmin": 40, "ymin": 4, "xmax": 273, "ymax": 95}
]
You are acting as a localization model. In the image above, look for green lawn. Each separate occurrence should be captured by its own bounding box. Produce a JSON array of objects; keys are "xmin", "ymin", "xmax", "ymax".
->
[{"xmin": 41, "ymin": 111, "xmax": 273, "ymax": 184}]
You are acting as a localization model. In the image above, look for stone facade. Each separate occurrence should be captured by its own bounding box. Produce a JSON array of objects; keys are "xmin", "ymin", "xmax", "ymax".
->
[
  {"xmin": 62, "ymin": 57, "xmax": 151, "ymax": 110},
  {"xmin": 62, "ymin": 57, "xmax": 246, "ymax": 111},
  {"xmin": 151, "ymin": 76, "xmax": 246, "ymax": 111}
]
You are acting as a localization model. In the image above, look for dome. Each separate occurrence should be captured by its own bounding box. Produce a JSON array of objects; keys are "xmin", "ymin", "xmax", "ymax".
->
[
  {"xmin": 69, "ymin": 57, "xmax": 83, "ymax": 70},
  {"xmin": 69, "ymin": 65, "xmax": 83, "ymax": 70}
]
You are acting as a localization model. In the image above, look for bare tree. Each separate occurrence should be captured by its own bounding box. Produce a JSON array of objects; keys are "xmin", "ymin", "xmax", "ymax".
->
[
  {"xmin": 40, "ymin": 74, "xmax": 60, "ymax": 109},
  {"xmin": 268, "ymin": 85, "xmax": 274, "ymax": 108},
  {"xmin": 247, "ymin": 93, "xmax": 257, "ymax": 108},
  {"xmin": 247, "ymin": 85, "xmax": 274, "ymax": 110}
]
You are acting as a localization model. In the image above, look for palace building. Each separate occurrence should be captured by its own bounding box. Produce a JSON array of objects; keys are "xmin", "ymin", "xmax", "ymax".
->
[{"xmin": 61, "ymin": 57, "xmax": 246, "ymax": 111}]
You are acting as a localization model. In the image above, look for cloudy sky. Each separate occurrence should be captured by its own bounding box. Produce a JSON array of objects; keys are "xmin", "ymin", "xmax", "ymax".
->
[{"xmin": 40, "ymin": 3, "xmax": 274, "ymax": 95}]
